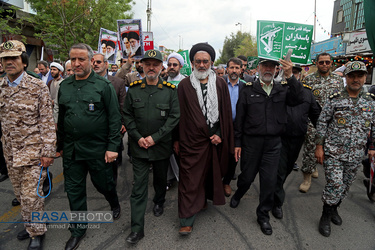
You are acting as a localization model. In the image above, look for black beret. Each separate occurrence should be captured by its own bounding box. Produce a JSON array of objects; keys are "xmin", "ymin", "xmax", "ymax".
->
[{"xmin": 189, "ymin": 42, "xmax": 215, "ymax": 62}]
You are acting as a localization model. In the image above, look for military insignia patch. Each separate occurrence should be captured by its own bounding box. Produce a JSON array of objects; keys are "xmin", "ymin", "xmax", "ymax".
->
[
  {"xmin": 158, "ymin": 83, "xmax": 163, "ymax": 89},
  {"xmin": 313, "ymin": 90, "xmax": 320, "ymax": 96},
  {"xmin": 141, "ymin": 83, "xmax": 146, "ymax": 88},
  {"xmin": 337, "ymin": 118, "xmax": 346, "ymax": 126},
  {"xmin": 351, "ymin": 61, "xmax": 361, "ymax": 70},
  {"xmin": 171, "ymin": 84, "xmax": 176, "ymax": 89},
  {"xmin": 3, "ymin": 41, "xmax": 14, "ymax": 50},
  {"xmin": 365, "ymin": 120, "xmax": 371, "ymax": 127},
  {"xmin": 148, "ymin": 50, "xmax": 157, "ymax": 57}
]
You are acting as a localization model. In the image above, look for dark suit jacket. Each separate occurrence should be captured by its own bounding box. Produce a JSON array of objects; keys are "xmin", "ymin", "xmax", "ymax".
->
[
  {"xmin": 38, "ymin": 71, "xmax": 54, "ymax": 85},
  {"xmin": 222, "ymin": 75, "xmax": 246, "ymax": 94},
  {"xmin": 108, "ymin": 75, "xmax": 126, "ymax": 125}
]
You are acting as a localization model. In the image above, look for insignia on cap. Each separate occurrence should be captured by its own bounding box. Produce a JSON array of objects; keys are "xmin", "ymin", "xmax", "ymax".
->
[
  {"xmin": 3, "ymin": 41, "xmax": 14, "ymax": 50},
  {"xmin": 337, "ymin": 118, "xmax": 346, "ymax": 125},
  {"xmin": 148, "ymin": 50, "xmax": 157, "ymax": 57},
  {"xmin": 351, "ymin": 62, "xmax": 361, "ymax": 70}
]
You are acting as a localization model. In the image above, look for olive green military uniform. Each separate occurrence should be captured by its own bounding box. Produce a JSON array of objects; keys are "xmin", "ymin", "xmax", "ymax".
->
[
  {"xmin": 123, "ymin": 77, "xmax": 180, "ymax": 233},
  {"xmin": 57, "ymin": 71, "xmax": 121, "ymax": 237}
]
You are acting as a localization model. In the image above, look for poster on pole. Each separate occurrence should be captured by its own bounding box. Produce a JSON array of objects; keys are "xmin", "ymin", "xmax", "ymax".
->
[
  {"xmin": 178, "ymin": 50, "xmax": 192, "ymax": 78},
  {"xmin": 117, "ymin": 19, "xmax": 143, "ymax": 59},
  {"xmin": 143, "ymin": 32, "xmax": 154, "ymax": 52},
  {"xmin": 247, "ymin": 56, "xmax": 259, "ymax": 69},
  {"xmin": 98, "ymin": 28, "xmax": 118, "ymax": 64},
  {"xmin": 257, "ymin": 20, "xmax": 313, "ymax": 64}
]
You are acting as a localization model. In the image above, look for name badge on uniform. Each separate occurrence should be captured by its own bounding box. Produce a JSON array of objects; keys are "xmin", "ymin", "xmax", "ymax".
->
[
  {"xmin": 161, "ymin": 110, "xmax": 166, "ymax": 117},
  {"xmin": 89, "ymin": 103, "xmax": 94, "ymax": 111}
]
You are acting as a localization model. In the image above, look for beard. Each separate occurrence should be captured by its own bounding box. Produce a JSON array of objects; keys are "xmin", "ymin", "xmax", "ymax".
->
[
  {"xmin": 230, "ymin": 72, "xmax": 239, "ymax": 80},
  {"xmin": 168, "ymin": 69, "xmax": 178, "ymax": 78},
  {"xmin": 260, "ymin": 71, "xmax": 274, "ymax": 83},
  {"xmin": 130, "ymin": 42, "xmax": 140, "ymax": 55},
  {"xmin": 145, "ymin": 69, "xmax": 161, "ymax": 81},
  {"xmin": 193, "ymin": 67, "xmax": 210, "ymax": 80},
  {"xmin": 136, "ymin": 66, "xmax": 143, "ymax": 74}
]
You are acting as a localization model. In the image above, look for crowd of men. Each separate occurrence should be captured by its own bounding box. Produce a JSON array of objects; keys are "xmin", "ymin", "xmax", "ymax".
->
[{"xmin": 0, "ymin": 39, "xmax": 374, "ymax": 250}]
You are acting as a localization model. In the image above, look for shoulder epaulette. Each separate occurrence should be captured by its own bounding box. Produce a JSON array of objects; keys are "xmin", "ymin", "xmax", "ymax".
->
[
  {"xmin": 129, "ymin": 80, "xmax": 143, "ymax": 87},
  {"xmin": 281, "ymin": 80, "xmax": 288, "ymax": 85},
  {"xmin": 245, "ymin": 82, "xmax": 252, "ymax": 86},
  {"xmin": 303, "ymin": 84, "xmax": 312, "ymax": 90},
  {"xmin": 329, "ymin": 92, "xmax": 341, "ymax": 99},
  {"xmin": 365, "ymin": 92, "xmax": 375, "ymax": 100},
  {"xmin": 162, "ymin": 81, "xmax": 176, "ymax": 89}
]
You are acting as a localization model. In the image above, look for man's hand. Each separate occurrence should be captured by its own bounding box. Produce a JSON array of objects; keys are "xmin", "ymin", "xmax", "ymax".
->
[
  {"xmin": 145, "ymin": 136, "xmax": 155, "ymax": 147},
  {"xmin": 368, "ymin": 150, "xmax": 375, "ymax": 160},
  {"xmin": 40, "ymin": 157, "xmax": 54, "ymax": 167},
  {"xmin": 234, "ymin": 147, "xmax": 241, "ymax": 162},
  {"xmin": 210, "ymin": 134, "xmax": 222, "ymax": 145},
  {"xmin": 279, "ymin": 58, "xmax": 293, "ymax": 79},
  {"xmin": 173, "ymin": 141, "xmax": 179, "ymax": 155},
  {"xmin": 120, "ymin": 125, "xmax": 126, "ymax": 134},
  {"xmin": 315, "ymin": 145, "xmax": 324, "ymax": 164},
  {"xmin": 138, "ymin": 137, "xmax": 148, "ymax": 149},
  {"xmin": 105, "ymin": 151, "xmax": 118, "ymax": 163}
]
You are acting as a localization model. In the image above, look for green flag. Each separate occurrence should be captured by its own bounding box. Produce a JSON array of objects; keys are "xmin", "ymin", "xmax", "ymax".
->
[
  {"xmin": 257, "ymin": 20, "xmax": 313, "ymax": 64},
  {"xmin": 178, "ymin": 50, "xmax": 192, "ymax": 76},
  {"xmin": 247, "ymin": 56, "xmax": 259, "ymax": 69}
]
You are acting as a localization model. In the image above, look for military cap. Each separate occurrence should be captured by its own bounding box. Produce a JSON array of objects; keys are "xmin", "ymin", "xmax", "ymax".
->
[
  {"xmin": 141, "ymin": 49, "xmax": 163, "ymax": 62},
  {"xmin": 293, "ymin": 64, "xmax": 302, "ymax": 72},
  {"xmin": 258, "ymin": 57, "xmax": 280, "ymax": 66},
  {"xmin": 0, "ymin": 40, "xmax": 26, "ymax": 58},
  {"xmin": 344, "ymin": 61, "xmax": 367, "ymax": 75}
]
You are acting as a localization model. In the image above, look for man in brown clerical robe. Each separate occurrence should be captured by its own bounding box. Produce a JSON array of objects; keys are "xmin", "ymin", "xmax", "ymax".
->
[{"xmin": 176, "ymin": 43, "xmax": 234, "ymax": 235}]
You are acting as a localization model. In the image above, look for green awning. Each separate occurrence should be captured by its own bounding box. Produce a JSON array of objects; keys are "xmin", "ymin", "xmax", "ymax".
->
[{"xmin": 364, "ymin": 0, "xmax": 375, "ymax": 53}]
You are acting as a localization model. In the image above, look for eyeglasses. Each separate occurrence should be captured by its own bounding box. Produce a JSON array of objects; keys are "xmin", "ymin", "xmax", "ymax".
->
[
  {"xmin": 318, "ymin": 60, "xmax": 331, "ymax": 65},
  {"xmin": 93, "ymin": 60, "xmax": 103, "ymax": 64},
  {"xmin": 167, "ymin": 63, "xmax": 179, "ymax": 67},
  {"xmin": 194, "ymin": 59, "xmax": 209, "ymax": 65}
]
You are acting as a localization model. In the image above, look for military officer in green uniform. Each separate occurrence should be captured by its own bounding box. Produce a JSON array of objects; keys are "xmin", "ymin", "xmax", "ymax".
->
[
  {"xmin": 123, "ymin": 49, "xmax": 180, "ymax": 244},
  {"xmin": 57, "ymin": 43, "xmax": 122, "ymax": 250}
]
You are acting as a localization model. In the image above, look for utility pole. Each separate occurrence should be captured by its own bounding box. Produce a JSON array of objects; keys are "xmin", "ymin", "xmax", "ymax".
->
[
  {"xmin": 146, "ymin": 0, "xmax": 152, "ymax": 32},
  {"xmin": 235, "ymin": 22, "xmax": 242, "ymax": 32},
  {"xmin": 313, "ymin": 0, "xmax": 316, "ymax": 42}
]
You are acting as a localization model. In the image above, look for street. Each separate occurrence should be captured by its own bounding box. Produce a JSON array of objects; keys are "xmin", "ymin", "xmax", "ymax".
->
[{"xmin": 0, "ymin": 136, "xmax": 375, "ymax": 250}]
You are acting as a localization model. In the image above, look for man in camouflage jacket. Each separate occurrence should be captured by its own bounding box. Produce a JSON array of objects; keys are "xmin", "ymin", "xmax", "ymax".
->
[
  {"xmin": 0, "ymin": 40, "xmax": 56, "ymax": 250},
  {"xmin": 315, "ymin": 61, "xmax": 375, "ymax": 237}
]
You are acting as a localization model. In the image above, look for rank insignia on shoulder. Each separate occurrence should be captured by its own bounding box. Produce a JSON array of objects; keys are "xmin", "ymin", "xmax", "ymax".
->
[
  {"xmin": 138, "ymin": 80, "xmax": 143, "ymax": 84},
  {"xmin": 163, "ymin": 81, "xmax": 167, "ymax": 85},
  {"xmin": 366, "ymin": 92, "xmax": 375, "ymax": 100},
  {"xmin": 246, "ymin": 82, "xmax": 252, "ymax": 86},
  {"xmin": 329, "ymin": 92, "xmax": 341, "ymax": 99},
  {"xmin": 164, "ymin": 82, "xmax": 175, "ymax": 89},
  {"xmin": 171, "ymin": 84, "xmax": 176, "ymax": 89},
  {"xmin": 303, "ymin": 84, "xmax": 312, "ymax": 90},
  {"xmin": 130, "ymin": 82, "xmax": 134, "ymax": 87},
  {"xmin": 281, "ymin": 80, "xmax": 288, "ymax": 85},
  {"xmin": 158, "ymin": 83, "xmax": 163, "ymax": 89},
  {"xmin": 301, "ymin": 80, "xmax": 306, "ymax": 84}
]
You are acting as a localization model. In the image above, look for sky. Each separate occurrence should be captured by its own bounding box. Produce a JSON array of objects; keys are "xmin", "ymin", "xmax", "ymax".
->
[{"xmin": 130, "ymin": 0, "xmax": 336, "ymax": 58}]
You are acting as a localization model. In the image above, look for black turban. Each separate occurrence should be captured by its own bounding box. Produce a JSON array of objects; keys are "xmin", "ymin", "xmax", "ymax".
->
[
  {"xmin": 189, "ymin": 42, "xmax": 215, "ymax": 62},
  {"xmin": 127, "ymin": 31, "xmax": 139, "ymax": 41}
]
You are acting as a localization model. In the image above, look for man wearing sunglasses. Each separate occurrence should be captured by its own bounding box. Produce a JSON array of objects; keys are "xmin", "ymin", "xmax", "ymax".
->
[
  {"xmin": 299, "ymin": 53, "xmax": 343, "ymax": 193},
  {"xmin": 165, "ymin": 52, "xmax": 186, "ymax": 83}
]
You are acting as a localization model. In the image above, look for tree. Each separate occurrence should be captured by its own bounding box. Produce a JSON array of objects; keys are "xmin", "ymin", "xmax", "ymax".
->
[
  {"xmin": 26, "ymin": 0, "xmax": 134, "ymax": 60},
  {"xmin": 0, "ymin": 4, "xmax": 32, "ymax": 42},
  {"xmin": 216, "ymin": 31, "xmax": 257, "ymax": 65}
]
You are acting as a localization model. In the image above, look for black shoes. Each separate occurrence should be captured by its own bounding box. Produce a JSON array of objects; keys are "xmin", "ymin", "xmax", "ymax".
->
[
  {"xmin": 319, "ymin": 204, "xmax": 332, "ymax": 237},
  {"xmin": 331, "ymin": 204, "xmax": 342, "ymax": 225},
  {"xmin": 12, "ymin": 198, "xmax": 20, "ymax": 206},
  {"xmin": 272, "ymin": 205, "xmax": 283, "ymax": 219},
  {"xmin": 257, "ymin": 220, "xmax": 272, "ymax": 235},
  {"xmin": 27, "ymin": 234, "xmax": 44, "ymax": 250},
  {"xmin": 65, "ymin": 233, "xmax": 86, "ymax": 250},
  {"xmin": 0, "ymin": 174, "xmax": 8, "ymax": 182},
  {"xmin": 17, "ymin": 229, "xmax": 30, "ymax": 240},
  {"xmin": 153, "ymin": 204, "xmax": 164, "ymax": 217},
  {"xmin": 126, "ymin": 231, "xmax": 144, "ymax": 244},
  {"xmin": 363, "ymin": 179, "xmax": 375, "ymax": 202},
  {"xmin": 230, "ymin": 195, "xmax": 240, "ymax": 208},
  {"xmin": 112, "ymin": 205, "xmax": 121, "ymax": 220}
]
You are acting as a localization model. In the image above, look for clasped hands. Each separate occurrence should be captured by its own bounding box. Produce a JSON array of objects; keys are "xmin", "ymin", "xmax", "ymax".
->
[{"xmin": 138, "ymin": 136, "xmax": 155, "ymax": 149}]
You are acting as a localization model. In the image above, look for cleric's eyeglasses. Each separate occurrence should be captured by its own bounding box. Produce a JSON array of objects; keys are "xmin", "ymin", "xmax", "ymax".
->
[
  {"xmin": 167, "ymin": 63, "xmax": 179, "ymax": 67},
  {"xmin": 318, "ymin": 60, "xmax": 331, "ymax": 65}
]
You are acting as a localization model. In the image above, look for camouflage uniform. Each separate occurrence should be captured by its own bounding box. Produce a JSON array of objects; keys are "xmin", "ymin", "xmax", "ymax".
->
[
  {"xmin": 0, "ymin": 73, "xmax": 56, "ymax": 237},
  {"xmin": 316, "ymin": 88, "xmax": 375, "ymax": 205},
  {"xmin": 302, "ymin": 72, "xmax": 344, "ymax": 174}
]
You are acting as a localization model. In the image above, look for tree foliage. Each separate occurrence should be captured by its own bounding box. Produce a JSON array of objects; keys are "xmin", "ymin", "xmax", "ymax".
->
[
  {"xmin": 216, "ymin": 31, "xmax": 257, "ymax": 65},
  {"xmin": 0, "ymin": 4, "xmax": 32, "ymax": 42},
  {"xmin": 26, "ymin": 0, "xmax": 134, "ymax": 60}
]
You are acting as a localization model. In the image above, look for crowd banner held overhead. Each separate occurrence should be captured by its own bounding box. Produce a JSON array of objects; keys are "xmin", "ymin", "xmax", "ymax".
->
[
  {"xmin": 257, "ymin": 20, "xmax": 313, "ymax": 64},
  {"xmin": 143, "ymin": 32, "xmax": 154, "ymax": 52},
  {"xmin": 117, "ymin": 19, "xmax": 144, "ymax": 59},
  {"xmin": 98, "ymin": 28, "xmax": 118, "ymax": 64},
  {"xmin": 178, "ymin": 50, "xmax": 192, "ymax": 77},
  {"xmin": 247, "ymin": 56, "xmax": 259, "ymax": 69},
  {"xmin": 310, "ymin": 37, "xmax": 345, "ymax": 60}
]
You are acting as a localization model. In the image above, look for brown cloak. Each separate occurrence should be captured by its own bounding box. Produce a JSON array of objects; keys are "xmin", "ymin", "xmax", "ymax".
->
[{"xmin": 177, "ymin": 76, "xmax": 234, "ymax": 218}]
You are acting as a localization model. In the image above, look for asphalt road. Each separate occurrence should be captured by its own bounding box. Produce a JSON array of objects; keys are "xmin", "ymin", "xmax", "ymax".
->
[{"xmin": 0, "ymin": 136, "xmax": 375, "ymax": 250}]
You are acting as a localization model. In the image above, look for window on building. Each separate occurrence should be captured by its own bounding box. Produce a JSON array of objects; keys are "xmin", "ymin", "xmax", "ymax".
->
[{"xmin": 337, "ymin": 10, "xmax": 344, "ymax": 23}]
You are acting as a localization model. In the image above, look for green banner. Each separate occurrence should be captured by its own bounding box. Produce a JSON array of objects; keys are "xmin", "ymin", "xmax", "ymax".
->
[
  {"xmin": 178, "ymin": 50, "xmax": 192, "ymax": 76},
  {"xmin": 247, "ymin": 56, "xmax": 259, "ymax": 69},
  {"xmin": 257, "ymin": 20, "xmax": 313, "ymax": 64}
]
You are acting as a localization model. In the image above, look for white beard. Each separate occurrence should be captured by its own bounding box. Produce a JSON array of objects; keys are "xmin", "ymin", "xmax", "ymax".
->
[
  {"xmin": 131, "ymin": 43, "xmax": 140, "ymax": 55},
  {"xmin": 193, "ymin": 68, "xmax": 210, "ymax": 80}
]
